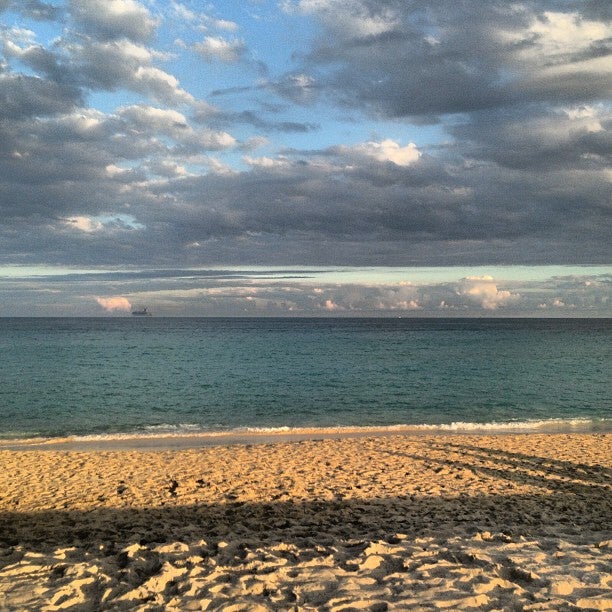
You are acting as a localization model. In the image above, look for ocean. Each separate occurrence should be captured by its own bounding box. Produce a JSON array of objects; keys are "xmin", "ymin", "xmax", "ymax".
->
[{"xmin": 0, "ymin": 317, "xmax": 610, "ymax": 441}]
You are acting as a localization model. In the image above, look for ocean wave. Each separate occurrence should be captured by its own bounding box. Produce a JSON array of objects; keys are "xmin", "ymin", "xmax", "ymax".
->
[
  {"xmin": 142, "ymin": 423, "xmax": 207, "ymax": 432},
  {"xmin": 407, "ymin": 418, "xmax": 610, "ymax": 432},
  {"xmin": 2, "ymin": 417, "xmax": 609, "ymax": 447},
  {"xmin": 240, "ymin": 418, "xmax": 611, "ymax": 434}
]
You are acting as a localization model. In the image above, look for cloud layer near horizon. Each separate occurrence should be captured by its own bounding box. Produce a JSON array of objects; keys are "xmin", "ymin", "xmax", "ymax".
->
[
  {"xmin": 0, "ymin": 1, "xmax": 610, "ymax": 316},
  {"xmin": 1, "ymin": 267, "xmax": 609, "ymax": 317}
]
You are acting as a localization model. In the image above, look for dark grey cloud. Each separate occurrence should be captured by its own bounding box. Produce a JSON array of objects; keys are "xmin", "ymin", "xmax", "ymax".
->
[
  {"xmin": 288, "ymin": 0, "xmax": 611, "ymax": 119},
  {"xmin": 581, "ymin": 1, "xmax": 612, "ymax": 21},
  {"xmin": 228, "ymin": 155, "xmax": 605, "ymax": 261},
  {"xmin": 197, "ymin": 105, "xmax": 319, "ymax": 134},
  {"xmin": 0, "ymin": 73, "xmax": 82, "ymax": 119},
  {"xmin": 268, "ymin": 72, "xmax": 319, "ymax": 105},
  {"xmin": 4, "ymin": 41, "xmax": 66, "ymax": 82},
  {"xmin": 0, "ymin": 0, "xmax": 609, "ymax": 273},
  {"xmin": 0, "ymin": 112, "xmax": 609, "ymax": 267},
  {"xmin": 449, "ymin": 106, "xmax": 612, "ymax": 171}
]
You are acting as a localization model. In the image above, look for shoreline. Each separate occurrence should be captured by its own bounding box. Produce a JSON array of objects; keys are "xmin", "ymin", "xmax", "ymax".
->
[
  {"xmin": 1, "ymin": 432, "xmax": 610, "ymax": 609},
  {"xmin": 1, "ymin": 417, "xmax": 609, "ymax": 451}
]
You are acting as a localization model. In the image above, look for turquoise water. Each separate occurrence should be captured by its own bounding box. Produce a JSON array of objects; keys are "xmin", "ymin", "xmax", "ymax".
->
[{"xmin": 0, "ymin": 318, "xmax": 610, "ymax": 439}]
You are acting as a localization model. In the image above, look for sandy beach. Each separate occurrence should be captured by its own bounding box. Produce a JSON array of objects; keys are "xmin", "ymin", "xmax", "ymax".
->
[{"xmin": 0, "ymin": 433, "xmax": 610, "ymax": 610}]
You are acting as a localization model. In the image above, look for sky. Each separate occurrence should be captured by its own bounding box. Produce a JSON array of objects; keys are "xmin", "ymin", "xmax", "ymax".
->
[{"xmin": 0, "ymin": 0, "xmax": 610, "ymax": 316}]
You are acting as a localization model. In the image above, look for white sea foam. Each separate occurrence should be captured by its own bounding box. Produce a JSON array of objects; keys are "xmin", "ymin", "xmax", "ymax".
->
[
  {"xmin": 142, "ymin": 423, "xmax": 205, "ymax": 432},
  {"xmin": 408, "ymin": 418, "xmax": 608, "ymax": 432},
  {"xmin": 47, "ymin": 417, "xmax": 612, "ymax": 440},
  {"xmin": 1, "ymin": 418, "xmax": 608, "ymax": 449},
  {"xmin": 240, "ymin": 418, "xmax": 610, "ymax": 435}
]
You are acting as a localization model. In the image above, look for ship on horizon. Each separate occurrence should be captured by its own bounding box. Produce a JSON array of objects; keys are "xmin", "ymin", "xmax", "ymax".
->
[{"xmin": 131, "ymin": 306, "xmax": 152, "ymax": 316}]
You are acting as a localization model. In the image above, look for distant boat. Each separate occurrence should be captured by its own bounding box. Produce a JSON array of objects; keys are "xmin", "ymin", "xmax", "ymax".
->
[{"xmin": 131, "ymin": 306, "xmax": 152, "ymax": 316}]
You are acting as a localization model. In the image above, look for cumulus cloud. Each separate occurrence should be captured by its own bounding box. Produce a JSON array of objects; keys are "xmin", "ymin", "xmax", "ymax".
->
[
  {"xmin": 0, "ymin": 73, "xmax": 82, "ymax": 119},
  {"xmin": 508, "ymin": 10, "xmax": 612, "ymax": 91},
  {"xmin": 0, "ymin": 1, "xmax": 60, "ymax": 20},
  {"xmin": 324, "ymin": 299, "xmax": 342, "ymax": 311},
  {"xmin": 132, "ymin": 66, "xmax": 195, "ymax": 106},
  {"xmin": 285, "ymin": 0, "xmax": 400, "ymax": 39},
  {"xmin": 0, "ymin": 94, "xmax": 608, "ymax": 267},
  {"xmin": 0, "ymin": 268, "xmax": 607, "ymax": 316},
  {"xmin": 0, "ymin": 0, "xmax": 609, "ymax": 273},
  {"xmin": 271, "ymin": 73, "xmax": 318, "ymax": 104},
  {"xmin": 116, "ymin": 104, "xmax": 236, "ymax": 152},
  {"xmin": 451, "ymin": 104, "xmax": 611, "ymax": 171},
  {"xmin": 288, "ymin": 1, "xmax": 612, "ymax": 119},
  {"xmin": 170, "ymin": 1, "xmax": 196, "ymax": 22},
  {"xmin": 194, "ymin": 36, "xmax": 246, "ymax": 63},
  {"xmin": 119, "ymin": 105, "xmax": 188, "ymax": 134},
  {"xmin": 338, "ymin": 139, "xmax": 420, "ymax": 166},
  {"xmin": 456, "ymin": 276, "xmax": 519, "ymax": 310},
  {"xmin": 66, "ymin": 216, "xmax": 104, "ymax": 233},
  {"xmin": 71, "ymin": 0, "xmax": 158, "ymax": 42},
  {"xmin": 95, "ymin": 296, "xmax": 132, "ymax": 312},
  {"xmin": 1, "ymin": 28, "xmax": 192, "ymax": 110}
]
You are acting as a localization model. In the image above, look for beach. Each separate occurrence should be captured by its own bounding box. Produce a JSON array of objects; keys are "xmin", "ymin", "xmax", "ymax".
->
[{"xmin": 0, "ymin": 433, "xmax": 610, "ymax": 610}]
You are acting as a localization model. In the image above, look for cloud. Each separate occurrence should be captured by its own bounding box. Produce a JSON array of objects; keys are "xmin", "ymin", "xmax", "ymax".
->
[
  {"xmin": 455, "ymin": 276, "xmax": 519, "ymax": 310},
  {"xmin": 70, "ymin": 0, "xmax": 158, "ymax": 42},
  {"xmin": 0, "ymin": 74, "xmax": 82, "ymax": 119},
  {"xmin": 66, "ymin": 216, "xmax": 104, "ymax": 233},
  {"xmin": 300, "ymin": 276, "xmax": 519, "ymax": 313},
  {"xmin": 509, "ymin": 10, "xmax": 612, "ymax": 95},
  {"xmin": 75, "ymin": 40, "xmax": 195, "ymax": 105},
  {"xmin": 1, "ymin": 108, "xmax": 608, "ymax": 267},
  {"xmin": 204, "ymin": 107, "xmax": 319, "ymax": 134},
  {"xmin": 0, "ymin": 0, "xmax": 609, "ymax": 273},
  {"xmin": 1, "ymin": 268, "xmax": 608, "ymax": 316},
  {"xmin": 270, "ymin": 73, "xmax": 318, "ymax": 104},
  {"xmin": 288, "ymin": 1, "xmax": 612, "ymax": 119},
  {"xmin": 170, "ymin": 1, "xmax": 196, "ymax": 22},
  {"xmin": 324, "ymin": 299, "xmax": 342, "ymax": 311},
  {"xmin": 194, "ymin": 36, "xmax": 246, "ymax": 63},
  {"xmin": 95, "ymin": 296, "xmax": 132, "ymax": 312},
  {"xmin": 1, "ymin": 22, "xmax": 197, "ymax": 111},
  {"xmin": 21, "ymin": 0, "xmax": 61, "ymax": 20},
  {"xmin": 450, "ymin": 104, "xmax": 611, "ymax": 171},
  {"xmin": 117, "ymin": 104, "xmax": 235, "ymax": 152},
  {"xmin": 337, "ymin": 139, "xmax": 420, "ymax": 166},
  {"xmin": 0, "ymin": 1, "xmax": 60, "ymax": 20},
  {"xmin": 63, "ymin": 215, "xmax": 145, "ymax": 233},
  {"xmin": 118, "ymin": 105, "xmax": 188, "ymax": 134}
]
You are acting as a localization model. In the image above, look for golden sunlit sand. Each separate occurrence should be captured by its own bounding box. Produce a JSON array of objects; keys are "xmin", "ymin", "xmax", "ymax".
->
[{"xmin": 0, "ymin": 433, "xmax": 610, "ymax": 610}]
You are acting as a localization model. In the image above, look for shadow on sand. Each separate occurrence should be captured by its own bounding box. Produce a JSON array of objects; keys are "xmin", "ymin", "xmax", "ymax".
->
[
  {"xmin": 0, "ymin": 439, "xmax": 610, "ymax": 610},
  {"xmin": 1, "ymin": 439, "xmax": 609, "ymax": 553}
]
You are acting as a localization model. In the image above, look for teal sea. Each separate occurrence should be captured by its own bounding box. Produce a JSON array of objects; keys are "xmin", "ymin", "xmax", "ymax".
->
[{"xmin": 0, "ymin": 318, "xmax": 610, "ymax": 440}]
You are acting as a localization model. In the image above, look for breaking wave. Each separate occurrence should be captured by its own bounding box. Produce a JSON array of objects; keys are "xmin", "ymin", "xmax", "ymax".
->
[{"xmin": 2, "ymin": 418, "xmax": 609, "ymax": 449}]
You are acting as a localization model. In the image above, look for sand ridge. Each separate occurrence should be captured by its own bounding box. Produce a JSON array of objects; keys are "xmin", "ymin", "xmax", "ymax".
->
[{"xmin": 0, "ymin": 433, "xmax": 610, "ymax": 610}]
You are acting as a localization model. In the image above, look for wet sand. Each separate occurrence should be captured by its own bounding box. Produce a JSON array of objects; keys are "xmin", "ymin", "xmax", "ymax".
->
[{"xmin": 0, "ymin": 433, "xmax": 610, "ymax": 610}]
